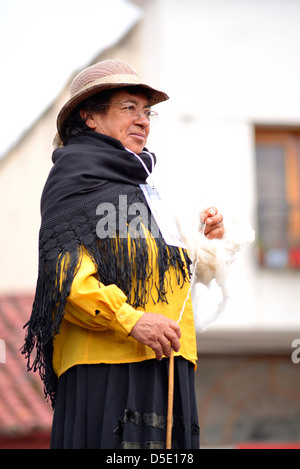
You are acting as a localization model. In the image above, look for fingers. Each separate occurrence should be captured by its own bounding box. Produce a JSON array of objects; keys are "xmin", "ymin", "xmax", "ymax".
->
[
  {"xmin": 205, "ymin": 216, "xmax": 224, "ymax": 239},
  {"xmin": 202, "ymin": 207, "xmax": 224, "ymax": 239},
  {"xmin": 150, "ymin": 336, "xmax": 174, "ymax": 361},
  {"xmin": 129, "ymin": 312, "xmax": 181, "ymax": 361},
  {"xmin": 206, "ymin": 207, "xmax": 217, "ymax": 218},
  {"xmin": 157, "ymin": 327, "xmax": 181, "ymax": 359},
  {"xmin": 204, "ymin": 207, "xmax": 220, "ymax": 224},
  {"xmin": 147, "ymin": 319, "xmax": 181, "ymax": 360}
]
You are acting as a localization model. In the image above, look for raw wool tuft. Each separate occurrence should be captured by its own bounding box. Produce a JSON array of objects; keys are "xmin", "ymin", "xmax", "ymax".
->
[{"xmin": 174, "ymin": 204, "xmax": 255, "ymax": 330}]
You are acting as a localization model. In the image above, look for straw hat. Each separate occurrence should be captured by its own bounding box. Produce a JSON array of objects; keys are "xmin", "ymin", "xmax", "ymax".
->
[{"xmin": 56, "ymin": 59, "xmax": 169, "ymax": 138}]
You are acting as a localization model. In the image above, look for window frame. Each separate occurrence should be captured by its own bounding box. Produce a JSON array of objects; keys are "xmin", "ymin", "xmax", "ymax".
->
[{"xmin": 255, "ymin": 126, "xmax": 300, "ymax": 269}]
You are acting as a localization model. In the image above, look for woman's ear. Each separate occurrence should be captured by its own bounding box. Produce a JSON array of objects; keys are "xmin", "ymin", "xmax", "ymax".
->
[{"xmin": 80, "ymin": 110, "xmax": 96, "ymax": 130}]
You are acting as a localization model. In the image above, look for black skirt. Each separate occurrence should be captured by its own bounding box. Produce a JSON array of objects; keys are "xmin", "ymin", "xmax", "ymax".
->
[{"xmin": 50, "ymin": 357, "xmax": 200, "ymax": 449}]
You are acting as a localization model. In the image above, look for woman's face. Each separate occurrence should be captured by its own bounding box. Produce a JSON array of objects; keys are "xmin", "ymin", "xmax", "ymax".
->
[{"xmin": 82, "ymin": 90, "xmax": 151, "ymax": 154}]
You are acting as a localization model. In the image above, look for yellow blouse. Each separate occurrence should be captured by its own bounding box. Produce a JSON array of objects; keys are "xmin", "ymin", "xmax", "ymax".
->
[{"xmin": 53, "ymin": 246, "xmax": 198, "ymax": 379}]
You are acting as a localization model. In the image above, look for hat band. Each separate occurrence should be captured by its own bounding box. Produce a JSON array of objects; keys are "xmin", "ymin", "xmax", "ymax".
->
[{"xmin": 73, "ymin": 73, "xmax": 141, "ymax": 97}]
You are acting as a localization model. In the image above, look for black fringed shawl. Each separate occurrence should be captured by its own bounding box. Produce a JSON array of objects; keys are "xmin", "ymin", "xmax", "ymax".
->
[{"xmin": 21, "ymin": 131, "xmax": 191, "ymax": 407}]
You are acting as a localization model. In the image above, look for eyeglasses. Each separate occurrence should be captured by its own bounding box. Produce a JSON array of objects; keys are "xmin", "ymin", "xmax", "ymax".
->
[{"xmin": 106, "ymin": 102, "xmax": 158, "ymax": 122}]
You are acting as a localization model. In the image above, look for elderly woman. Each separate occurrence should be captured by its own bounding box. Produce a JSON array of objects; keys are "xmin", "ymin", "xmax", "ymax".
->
[{"xmin": 22, "ymin": 60, "xmax": 224, "ymax": 449}]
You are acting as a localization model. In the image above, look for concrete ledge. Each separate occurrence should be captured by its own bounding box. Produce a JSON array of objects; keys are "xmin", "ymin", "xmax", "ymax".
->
[{"xmin": 196, "ymin": 328, "xmax": 300, "ymax": 355}]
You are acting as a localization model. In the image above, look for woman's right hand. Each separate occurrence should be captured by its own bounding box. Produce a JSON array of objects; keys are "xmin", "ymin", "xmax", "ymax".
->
[{"xmin": 129, "ymin": 312, "xmax": 181, "ymax": 360}]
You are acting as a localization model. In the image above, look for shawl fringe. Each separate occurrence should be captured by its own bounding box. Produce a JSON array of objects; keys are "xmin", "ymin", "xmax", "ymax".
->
[{"xmin": 21, "ymin": 185, "xmax": 191, "ymax": 407}]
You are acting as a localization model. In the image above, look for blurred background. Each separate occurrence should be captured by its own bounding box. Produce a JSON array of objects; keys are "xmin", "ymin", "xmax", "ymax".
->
[{"xmin": 0, "ymin": 0, "xmax": 300, "ymax": 449}]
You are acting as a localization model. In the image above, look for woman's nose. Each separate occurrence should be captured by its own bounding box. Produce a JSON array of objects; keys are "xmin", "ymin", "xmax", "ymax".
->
[{"xmin": 135, "ymin": 112, "xmax": 150, "ymax": 126}]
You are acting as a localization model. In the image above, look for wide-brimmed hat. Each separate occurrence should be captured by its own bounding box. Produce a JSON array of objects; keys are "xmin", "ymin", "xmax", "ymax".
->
[{"xmin": 56, "ymin": 59, "xmax": 169, "ymax": 138}]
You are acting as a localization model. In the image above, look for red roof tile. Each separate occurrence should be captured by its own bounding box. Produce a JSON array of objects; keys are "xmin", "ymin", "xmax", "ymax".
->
[{"xmin": 0, "ymin": 295, "xmax": 52, "ymax": 437}]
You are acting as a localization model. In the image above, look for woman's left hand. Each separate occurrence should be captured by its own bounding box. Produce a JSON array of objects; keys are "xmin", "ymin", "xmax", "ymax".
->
[{"xmin": 201, "ymin": 207, "xmax": 224, "ymax": 239}]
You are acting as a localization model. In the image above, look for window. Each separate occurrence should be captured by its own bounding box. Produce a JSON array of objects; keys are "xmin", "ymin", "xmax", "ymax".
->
[{"xmin": 255, "ymin": 127, "xmax": 300, "ymax": 269}]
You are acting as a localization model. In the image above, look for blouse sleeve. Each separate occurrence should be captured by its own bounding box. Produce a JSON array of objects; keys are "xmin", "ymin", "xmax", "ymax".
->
[{"xmin": 63, "ymin": 249, "xmax": 145, "ymax": 336}]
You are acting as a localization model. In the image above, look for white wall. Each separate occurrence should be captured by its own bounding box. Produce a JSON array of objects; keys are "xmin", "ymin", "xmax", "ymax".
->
[
  {"xmin": 138, "ymin": 0, "xmax": 300, "ymax": 337},
  {"xmin": 0, "ymin": 93, "xmax": 66, "ymax": 292},
  {"xmin": 155, "ymin": 0, "xmax": 300, "ymax": 121}
]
